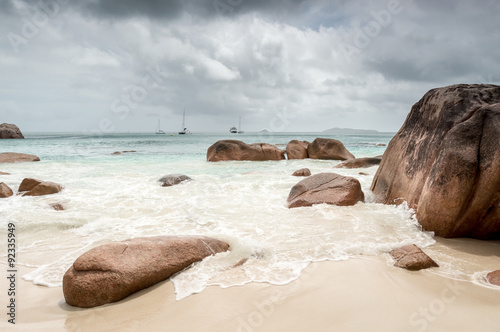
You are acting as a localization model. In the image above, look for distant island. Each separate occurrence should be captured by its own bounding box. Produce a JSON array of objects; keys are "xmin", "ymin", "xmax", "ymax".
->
[{"xmin": 322, "ymin": 127, "xmax": 384, "ymax": 134}]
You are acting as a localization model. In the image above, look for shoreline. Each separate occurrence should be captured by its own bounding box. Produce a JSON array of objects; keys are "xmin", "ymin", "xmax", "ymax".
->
[{"xmin": 2, "ymin": 252, "xmax": 499, "ymax": 332}]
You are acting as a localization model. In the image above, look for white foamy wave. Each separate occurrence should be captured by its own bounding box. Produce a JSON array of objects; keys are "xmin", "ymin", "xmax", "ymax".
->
[{"xmin": 0, "ymin": 133, "xmax": 442, "ymax": 299}]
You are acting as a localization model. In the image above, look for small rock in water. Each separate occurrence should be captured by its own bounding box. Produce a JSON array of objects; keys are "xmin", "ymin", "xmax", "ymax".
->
[
  {"xmin": 0, "ymin": 171, "xmax": 10, "ymax": 175},
  {"xmin": 19, "ymin": 178, "xmax": 63, "ymax": 197},
  {"xmin": 359, "ymin": 172, "xmax": 369, "ymax": 176},
  {"xmin": 389, "ymin": 244, "xmax": 439, "ymax": 271},
  {"xmin": 112, "ymin": 150, "xmax": 137, "ymax": 155},
  {"xmin": 335, "ymin": 157, "xmax": 382, "ymax": 169},
  {"xmin": 18, "ymin": 178, "xmax": 42, "ymax": 192},
  {"xmin": 292, "ymin": 168, "xmax": 311, "ymax": 177},
  {"xmin": 158, "ymin": 174, "xmax": 192, "ymax": 187},
  {"xmin": 51, "ymin": 203, "xmax": 65, "ymax": 211},
  {"xmin": 376, "ymin": 143, "xmax": 387, "ymax": 146},
  {"xmin": 0, "ymin": 152, "xmax": 40, "ymax": 163},
  {"xmin": 0, "ymin": 182, "xmax": 13, "ymax": 198},
  {"xmin": 486, "ymin": 270, "xmax": 500, "ymax": 286}
]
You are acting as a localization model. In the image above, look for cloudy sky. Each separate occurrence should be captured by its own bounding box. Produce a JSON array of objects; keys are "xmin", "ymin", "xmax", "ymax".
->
[{"xmin": 1, "ymin": 0, "xmax": 499, "ymax": 133}]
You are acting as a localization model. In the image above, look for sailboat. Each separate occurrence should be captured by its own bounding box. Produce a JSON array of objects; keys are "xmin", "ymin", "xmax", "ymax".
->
[
  {"xmin": 155, "ymin": 119, "xmax": 166, "ymax": 134},
  {"xmin": 230, "ymin": 116, "xmax": 244, "ymax": 133},
  {"xmin": 178, "ymin": 109, "xmax": 191, "ymax": 135}
]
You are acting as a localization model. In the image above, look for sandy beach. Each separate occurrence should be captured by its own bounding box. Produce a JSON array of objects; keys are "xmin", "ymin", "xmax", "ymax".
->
[{"xmin": 2, "ymin": 239, "xmax": 499, "ymax": 332}]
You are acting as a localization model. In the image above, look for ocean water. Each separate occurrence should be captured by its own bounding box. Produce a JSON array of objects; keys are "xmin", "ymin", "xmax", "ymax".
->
[{"xmin": 1, "ymin": 131, "xmax": 488, "ymax": 299}]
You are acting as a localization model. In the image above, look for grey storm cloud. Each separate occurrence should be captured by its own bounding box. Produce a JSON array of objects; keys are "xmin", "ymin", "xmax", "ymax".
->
[
  {"xmin": 66, "ymin": 0, "xmax": 312, "ymax": 20},
  {"xmin": 1, "ymin": 0, "xmax": 500, "ymax": 133}
]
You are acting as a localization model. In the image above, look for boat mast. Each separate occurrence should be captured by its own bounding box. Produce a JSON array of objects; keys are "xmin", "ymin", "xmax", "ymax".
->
[{"xmin": 182, "ymin": 109, "xmax": 185, "ymax": 130}]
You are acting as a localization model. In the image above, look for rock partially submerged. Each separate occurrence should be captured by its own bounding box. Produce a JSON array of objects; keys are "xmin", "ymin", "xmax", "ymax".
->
[
  {"xmin": 112, "ymin": 150, "xmax": 137, "ymax": 155},
  {"xmin": 51, "ymin": 203, "xmax": 65, "ymax": 211},
  {"xmin": 158, "ymin": 174, "xmax": 192, "ymax": 187},
  {"xmin": 307, "ymin": 138, "xmax": 355, "ymax": 160},
  {"xmin": 0, "ymin": 182, "xmax": 13, "ymax": 198},
  {"xmin": 486, "ymin": 270, "xmax": 500, "ymax": 286},
  {"xmin": 0, "ymin": 152, "xmax": 40, "ymax": 163},
  {"xmin": 0, "ymin": 171, "xmax": 11, "ymax": 175},
  {"xmin": 389, "ymin": 244, "xmax": 439, "ymax": 271},
  {"xmin": 18, "ymin": 178, "xmax": 42, "ymax": 192},
  {"xmin": 335, "ymin": 156, "xmax": 382, "ymax": 169},
  {"xmin": 287, "ymin": 173, "xmax": 364, "ymax": 208},
  {"xmin": 371, "ymin": 84, "xmax": 500, "ymax": 239},
  {"xmin": 292, "ymin": 168, "xmax": 311, "ymax": 177},
  {"xmin": 286, "ymin": 140, "xmax": 309, "ymax": 160},
  {"xmin": 207, "ymin": 140, "xmax": 285, "ymax": 161},
  {"xmin": 0, "ymin": 123, "xmax": 24, "ymax": 139},
  {"xmin": 19, "ymin": 178, "xmax": 62, "ymax": 196},
  {"xmin": 63, "ymin": 236, "xmax": 230, "ymax": 308}
]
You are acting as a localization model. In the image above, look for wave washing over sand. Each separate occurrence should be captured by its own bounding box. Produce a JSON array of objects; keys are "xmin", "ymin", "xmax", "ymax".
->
[{"xmin": 0, "ymin": 133, "xmax": 498, "ymax": 301}]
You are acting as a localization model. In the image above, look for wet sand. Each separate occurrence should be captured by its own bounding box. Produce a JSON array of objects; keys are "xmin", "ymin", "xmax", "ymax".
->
[{"xmin": 1, "ymin": 250, "xmax": 499, "ymax": 332}]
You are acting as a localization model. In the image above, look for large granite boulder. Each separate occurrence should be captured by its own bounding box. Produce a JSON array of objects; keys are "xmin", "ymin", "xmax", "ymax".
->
[
  {"xmin": 19, "ymin": 178, "xmax": 62, "ymax": 196},
  {"xmin": 287, "ymin": 172, "xmax": 364, "ymax": 208},
  {"xmin": 0, "ymin": 152, "xmax": 40, "ymax": 163},
  {"xmin": 371, "ymin": 84, "xmax": 500, "ymax": 239},
  {"xmin": 63, "ymin": 236, "xmax": 230, "ymax": 308},
  {"xmin": 0, "ymin": 182, "xmax": 13, "ymax": 198},
  {"xmin": 389, "ymin": 244, "xmax": 439, "ymax": 271},
  {"xmin": 0, "ymin": 123, "xmax": 24, "ymax": 139},
  {"xmin": 335, "ymin": 156, "xmax": 382, "ymax": 169},
  {"xmin": 158, "ymin": 174, "xmax": 192, "ymax": 187},
  {"xmin": 207, "ymin": 140, "xmax": 285, "ymax": 161},
  {"xmin": 286, "ymin": 140, "xmax": 309, "ymax": 160},
  {"xmin": 307, "ymin": 138, "xmax": 355, "ymax": 160}
]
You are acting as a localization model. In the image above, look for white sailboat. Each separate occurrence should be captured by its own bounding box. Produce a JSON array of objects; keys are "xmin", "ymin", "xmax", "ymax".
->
[
  {"xmin": 230, "ymin": 116, "xmax": 244, "ymax": 133},
  {"xmin": 178, "ymin": 110, "xmax": 191, "ymax": 135},
  {"xmin": 155, "ymin": 119, "xmax": 166, "ymax": 134}
]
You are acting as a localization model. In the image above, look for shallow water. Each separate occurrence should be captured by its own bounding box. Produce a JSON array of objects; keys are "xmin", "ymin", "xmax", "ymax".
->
[{"xmin": 1, "ymin": 132, "xmax": 497, "ymax": 299}]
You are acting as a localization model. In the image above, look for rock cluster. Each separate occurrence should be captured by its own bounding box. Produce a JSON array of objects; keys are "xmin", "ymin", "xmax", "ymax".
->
[
  {"xmin": 207, "ymin": 140, "xmax": 285, "ymax": 161},
  {"xmin": 19, "ymin": 178, "xmax": 62, "ymax": 196},
  {"xmin": 208, "ymin": 138, "xmax": 355, "ymax": 161}
]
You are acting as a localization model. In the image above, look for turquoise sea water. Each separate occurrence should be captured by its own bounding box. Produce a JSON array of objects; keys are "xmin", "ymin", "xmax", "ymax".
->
[{"xmin": 0, "ymin": 131, "xmax": 446, "ymax": 298}]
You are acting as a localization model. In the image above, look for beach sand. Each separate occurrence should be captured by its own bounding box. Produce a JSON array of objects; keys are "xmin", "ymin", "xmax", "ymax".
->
[{"xmin": 2, "ymin": 240, "xmax": 500, "ymax": 332}]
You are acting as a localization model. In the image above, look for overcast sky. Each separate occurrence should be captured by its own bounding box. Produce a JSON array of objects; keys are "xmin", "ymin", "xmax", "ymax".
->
[{"xmin": 1, "ymin": 0, "xmax": 499, "ymax": 133}]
